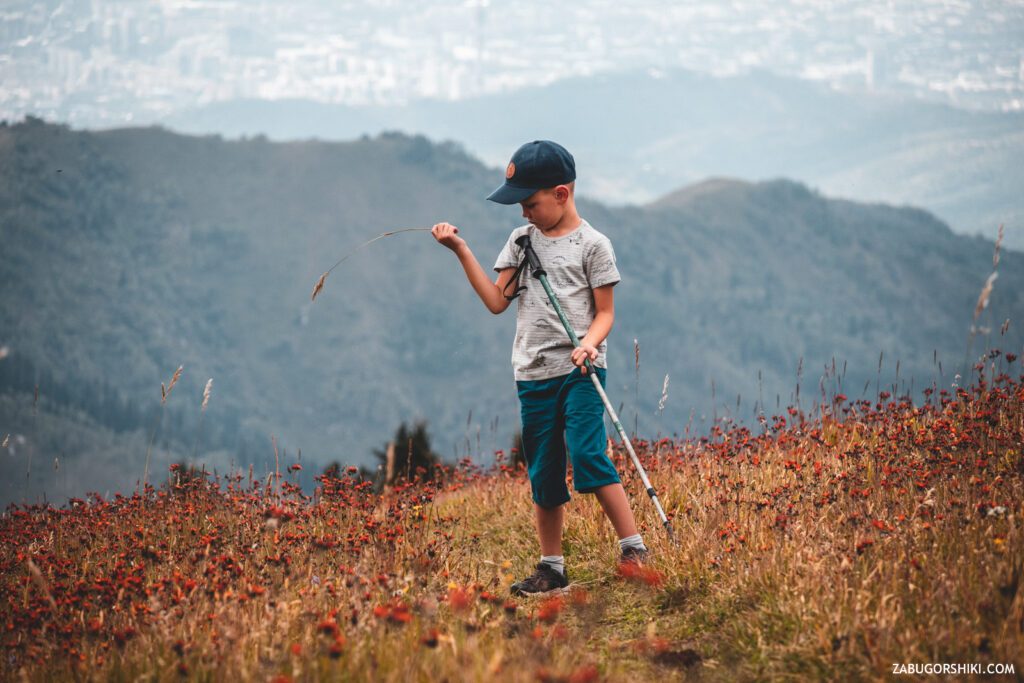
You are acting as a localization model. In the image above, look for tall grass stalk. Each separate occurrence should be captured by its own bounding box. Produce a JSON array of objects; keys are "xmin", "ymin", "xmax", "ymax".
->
[
  {"xmin": 656, "ymin": 373, "xmax": 669, "ymax": 433},
  {"xmin": 142, "ymin": 365, "xmax": 182, "ymax": 492},
  {"xmin": 964, "ymin": 224, "xmax": 1003, "ymax": 373},
  {"xmin": 26, "ymin": 385, "xmax": 39, "ymax": 485},
  {"xmin": 191, "ymin": 378, "xmax": 213, "ymax": 462},
  {"xmin": 633, "ymin": 338, "xmax": 640, "ymax": 439},
  {"xmin": 271, "ymin": 434, "xmax": 280, "ymax": 501}
]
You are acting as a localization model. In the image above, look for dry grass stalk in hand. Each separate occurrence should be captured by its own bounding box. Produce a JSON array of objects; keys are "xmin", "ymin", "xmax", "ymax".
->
[
  {"xmin": 310, "ymin": 228, "xmax": 431, "ymax": 302},
  {"xmin": 311, "ymin": 272, "xmax": 327, "ymax": 301}
]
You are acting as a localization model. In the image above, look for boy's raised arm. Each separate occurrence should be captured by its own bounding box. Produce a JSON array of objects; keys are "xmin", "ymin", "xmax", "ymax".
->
[{"xmin": 432, "ymin": 222, "xmax": 515, "ymax": 315}]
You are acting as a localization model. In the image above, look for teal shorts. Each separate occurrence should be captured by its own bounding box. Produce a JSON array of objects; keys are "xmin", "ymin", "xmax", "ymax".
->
[{"xmin": 516, "ymin": 367, "xmax": 621, "ymax": 508}]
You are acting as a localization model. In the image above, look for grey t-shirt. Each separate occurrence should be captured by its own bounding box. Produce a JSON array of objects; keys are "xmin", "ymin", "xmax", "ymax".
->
[{"xmin": 493, "ymin": 219, "xmax": 621, "ymax": 381}]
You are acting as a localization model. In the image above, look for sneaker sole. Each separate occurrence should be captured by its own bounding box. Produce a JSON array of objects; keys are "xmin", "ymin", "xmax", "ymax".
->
[{"xmin": 510, "ymin": 583, "xmax": 572, "ymax": 598}]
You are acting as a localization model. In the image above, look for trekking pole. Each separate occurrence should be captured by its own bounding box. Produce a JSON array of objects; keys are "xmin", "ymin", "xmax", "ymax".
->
[{"xmin": 515, "ymin": 235, "xmax": 675, "ymax": 541}]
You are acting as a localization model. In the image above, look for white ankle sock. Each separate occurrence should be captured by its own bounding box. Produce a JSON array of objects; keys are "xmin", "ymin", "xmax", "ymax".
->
[
  {"xmin": 540, "ymin": 555, "xmax": 565, "ymax": 576},
  {"xmin": 618, "ymin": 534, "xmax": 647, "ymax": 552}
]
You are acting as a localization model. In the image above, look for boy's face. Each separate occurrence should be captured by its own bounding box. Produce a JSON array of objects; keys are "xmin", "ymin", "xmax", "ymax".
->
[{"xmin": 519, "ymin": 186, "xmax": 570, "ymax": 231}]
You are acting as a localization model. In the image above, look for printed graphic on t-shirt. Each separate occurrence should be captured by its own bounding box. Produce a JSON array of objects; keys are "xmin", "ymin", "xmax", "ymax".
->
[{"xmin": 493, "ymin": 219, "xmax": 622, "ymax": 381}]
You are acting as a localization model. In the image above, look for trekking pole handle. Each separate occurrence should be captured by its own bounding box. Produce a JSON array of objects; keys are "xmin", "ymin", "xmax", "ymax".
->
[{"xmin": 514, "ymin": 235, "xmax": 546, "ymax": 278}]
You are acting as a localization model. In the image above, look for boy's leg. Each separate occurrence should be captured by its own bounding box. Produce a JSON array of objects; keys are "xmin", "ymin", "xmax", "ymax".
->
[
  {"xmin": 563, "ymin": 368, "xmax": 647, "ymax": 556},
  {"xmin": 592, "ymin": 483, "xmax": 638, "ymax": 539},
  {"xmin": 512, "ymin": 375, "xmax": 573, "ymax": 595},
  {"xmin": 517, "ymin": 375, "xmax": 572, "ymax": 551},
  {"xmin": 535, "ymin": 502, "xmax": 564, "ymax": 556}
]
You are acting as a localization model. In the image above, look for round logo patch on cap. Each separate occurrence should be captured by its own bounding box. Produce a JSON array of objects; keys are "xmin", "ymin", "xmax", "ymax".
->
[{"xmin": 506, "ymin": 161, "xmax": 515, "ymax": 179}]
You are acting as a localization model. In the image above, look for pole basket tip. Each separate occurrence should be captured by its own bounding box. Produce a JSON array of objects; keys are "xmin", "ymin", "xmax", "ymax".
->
[{"xmin": 663, "ymin": 520, "xmax": 676, "ymax": 543}]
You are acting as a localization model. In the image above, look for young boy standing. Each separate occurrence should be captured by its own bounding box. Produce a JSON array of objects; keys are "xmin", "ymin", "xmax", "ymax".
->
[{"xmin": 432, "ymin": 140, "xmax": 648, "ymax": 595}]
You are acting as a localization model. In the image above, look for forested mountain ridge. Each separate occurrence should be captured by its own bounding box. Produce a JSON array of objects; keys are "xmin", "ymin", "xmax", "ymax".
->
[{"xmin": 1, "ymin": 117, "xmax": 1020, "ymax": 506}]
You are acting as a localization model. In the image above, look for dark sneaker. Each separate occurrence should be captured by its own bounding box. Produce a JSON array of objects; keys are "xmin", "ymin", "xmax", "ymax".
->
[
  {"xmin": 510, "ymin": 562, "xmax": 569, "ymax": 596},
  {"xmin": 619, "ymin": 546, "xmax": 650, "ymax": 566}
]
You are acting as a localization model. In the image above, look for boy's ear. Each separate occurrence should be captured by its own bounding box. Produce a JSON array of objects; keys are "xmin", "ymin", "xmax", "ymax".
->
[{"xmin": 553, "ymin": 185, "xmax": 570, "ymax": 203}]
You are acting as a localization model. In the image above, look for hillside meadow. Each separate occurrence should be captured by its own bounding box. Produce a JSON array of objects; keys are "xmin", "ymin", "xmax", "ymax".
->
[{"xmin": 2, "ymin": 352, "xmax": 1022, "ymax": 682}]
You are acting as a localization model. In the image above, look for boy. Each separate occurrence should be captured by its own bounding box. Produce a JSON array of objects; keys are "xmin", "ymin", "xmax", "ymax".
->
[{"xmin": 432, "ymin": 140, "xmax": 647, "ymax": 595}]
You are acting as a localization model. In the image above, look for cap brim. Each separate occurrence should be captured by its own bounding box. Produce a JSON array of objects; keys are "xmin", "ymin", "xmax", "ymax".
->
[{"xmin": 486, "ymin": 183, "xmax": 537, "ymax": 205}]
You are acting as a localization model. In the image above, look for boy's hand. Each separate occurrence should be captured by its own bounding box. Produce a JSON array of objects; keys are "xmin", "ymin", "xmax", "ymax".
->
[
  {"xmin": 572, "ymin": 343, "xmax": 599, "ymax": 374},
  {"xmin": 432, "ymin": 222, "xmax": 467, "ymax": 253}
]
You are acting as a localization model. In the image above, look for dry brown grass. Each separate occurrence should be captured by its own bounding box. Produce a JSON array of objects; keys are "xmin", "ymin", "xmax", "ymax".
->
[{"xmin": 2, "ymin": 363, "xmax": 1023, "ymax": 682}]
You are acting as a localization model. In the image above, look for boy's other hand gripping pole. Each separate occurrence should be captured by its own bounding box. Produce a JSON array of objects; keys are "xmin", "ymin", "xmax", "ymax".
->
[{"xmin": 514, "ymin": 235, "xmax": 675, "ymax": 542}]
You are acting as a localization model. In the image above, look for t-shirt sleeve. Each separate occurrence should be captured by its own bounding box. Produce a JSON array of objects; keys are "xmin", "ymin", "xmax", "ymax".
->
[
  {"xmin": 493, "ymin": 230, "xmax": 522, "ymax": 272},
  {"xmin": 585, "ymin": 236, "xmax": 621, "ymax": 288}
]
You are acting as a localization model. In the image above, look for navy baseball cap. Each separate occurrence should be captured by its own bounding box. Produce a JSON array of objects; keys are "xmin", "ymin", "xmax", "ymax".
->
[{"xmin": 486, "ymin": 140, "xmax": 576, "ymax": 204}]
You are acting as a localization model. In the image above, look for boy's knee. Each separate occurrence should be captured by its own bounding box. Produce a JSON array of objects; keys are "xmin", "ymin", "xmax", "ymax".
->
[
  {"xmin": 575, "ymin": 474, "xmax": 621, "ymax": 494},
  {"xmin": 533, "ymin": 486, "xmax": 571, "ymax": 509}
]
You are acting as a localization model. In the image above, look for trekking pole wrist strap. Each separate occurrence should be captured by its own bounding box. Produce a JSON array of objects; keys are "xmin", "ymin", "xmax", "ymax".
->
[{"xmin": 502, "ymin": 256, "xmax": 529, "ymax": 301}]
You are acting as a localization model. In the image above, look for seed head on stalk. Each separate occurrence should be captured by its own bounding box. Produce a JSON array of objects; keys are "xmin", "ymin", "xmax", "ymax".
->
[
  {"xmin": 658, "ymin": 374, "xmax": 670, "ymax": 414},
  {"xmin": 146, "ymin": 364, "xmax": 182, "ymax": 491},
  {"xmin": 161, "ymin": 366, "xmax": 183, "ymax": 405},
  {"xmin": 192, "ymin": 378, "xmax": 214, "ymax": 463},
  {"xmin": 311, "ymin": 228, "xmax": 432, "ymax": 302},
  {"xmin": 201, "ymin": 378, "xmax": 213, "ymax": 412}
]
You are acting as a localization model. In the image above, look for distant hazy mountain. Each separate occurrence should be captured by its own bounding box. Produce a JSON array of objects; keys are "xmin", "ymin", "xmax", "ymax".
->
[
  {"xmin": 164, "ymin": 68, "xmax": 1024, "ymax": 250},
  {"xmin": 1, "ymin": 118, "xmax": 1021, "ymax": 507}
]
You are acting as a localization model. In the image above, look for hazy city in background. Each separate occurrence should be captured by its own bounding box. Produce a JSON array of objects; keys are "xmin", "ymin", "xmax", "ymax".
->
[
  {"xmin": 5, "ymin": 0, "xmax": 1024, "ymax": 121},
  {"xmin": 4, "ymin": 0, "xmax": 1023, "ymax": 242}
]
